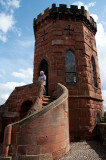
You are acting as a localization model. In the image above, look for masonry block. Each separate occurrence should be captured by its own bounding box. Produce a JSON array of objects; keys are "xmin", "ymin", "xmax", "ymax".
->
[
  {"xmin": 59, "ymin": 4, "xmax": 67, "ymax": 13},
  {"xmin": 70, "ymin": 5, "xmax": 78, "ymax": 13}
]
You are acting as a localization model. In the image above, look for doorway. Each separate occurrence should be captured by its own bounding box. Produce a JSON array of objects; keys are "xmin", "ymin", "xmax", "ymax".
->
[
  {"xmin": 20, "ymin": 101, "xmax": 32, "ymax": 119},
  {"xmin": 39, "ymin": 59, "xmax": 48, "ymax": 95}
]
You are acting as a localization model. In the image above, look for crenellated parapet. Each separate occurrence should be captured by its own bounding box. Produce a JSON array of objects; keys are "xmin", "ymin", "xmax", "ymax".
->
[{"xmin": 33, "ymin": 3, "xmax": 97, "ymax": 34}]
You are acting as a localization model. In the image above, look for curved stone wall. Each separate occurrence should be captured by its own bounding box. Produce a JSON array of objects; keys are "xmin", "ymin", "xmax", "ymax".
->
[{"xmin": 1, "ymin": 83, "xmax": 70, "ymax": 160}]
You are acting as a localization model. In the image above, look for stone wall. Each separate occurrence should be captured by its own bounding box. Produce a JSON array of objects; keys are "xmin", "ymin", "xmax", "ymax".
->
[
  {"xmin": 69, "ymin": 98, "xmax": 103, "ymax": 140},
  {"xmin": 97, "ymin": 123, "xmax": 106, "ymax": 145},
  {"xmin": 0, "ymin": 83, "xmax": 39, "ymax": 142}
]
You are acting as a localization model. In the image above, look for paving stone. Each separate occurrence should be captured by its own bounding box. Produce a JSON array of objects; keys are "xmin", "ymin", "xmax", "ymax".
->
[{"xmin": 58, "ymin": 140, "xmax": 106, "ymax": 160}]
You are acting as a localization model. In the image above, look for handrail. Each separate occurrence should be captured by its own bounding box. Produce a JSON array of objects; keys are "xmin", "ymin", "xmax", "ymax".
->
[{"xmin": 2, "ymin": 83, "xmax": 68, "ymax": 157}]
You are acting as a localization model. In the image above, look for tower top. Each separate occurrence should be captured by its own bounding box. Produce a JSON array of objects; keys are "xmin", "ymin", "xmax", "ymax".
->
[{"xmin": 33, "ymin": 4, "xmax": 97, "ymax": 34}]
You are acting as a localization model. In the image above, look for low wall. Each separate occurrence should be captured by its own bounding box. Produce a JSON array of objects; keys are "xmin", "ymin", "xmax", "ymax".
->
[
  {"xmin": 68, "ymin": 95, "xmax": 103, "ymax": 141},
  {"xmin": 1, "ymin": 83, "xmax": 70, "ymax": 160},
  {"xmin": 97, "ymin": 123, "xmax": 106, "ymax": 145},
  {"xmin": 1, "ymin": 82, "xmax": 39, "ymax": 114}
]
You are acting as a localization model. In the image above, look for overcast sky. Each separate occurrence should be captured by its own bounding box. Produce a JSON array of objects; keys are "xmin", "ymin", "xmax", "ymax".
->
[{"xmin": 0, "ymin": 0, "xmax": 106, "ymax": 111}]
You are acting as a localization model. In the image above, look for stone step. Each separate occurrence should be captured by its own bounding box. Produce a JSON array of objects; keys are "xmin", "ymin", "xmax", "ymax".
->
[
  {"xmin": 43, "ymin": 98, "xmax": 51, "ymax": 102},
  {"xmin": 42, "ymin": 96, "xmax": 52, "ymax": 106},
  {"xmin": 43, "ymin": 95, "xmax": 51, "ymax": 99},
  {"xmin": 42, "ymin": 101, "xmax": 50, "ymax": 106}
]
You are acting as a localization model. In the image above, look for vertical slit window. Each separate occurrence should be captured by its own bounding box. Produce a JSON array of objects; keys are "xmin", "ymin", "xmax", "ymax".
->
[
  {"xmin": 65, "ymin": 50, "xmax": 76, "ymax": 83},
  {"xmin": 91, "ymin": 56, "xmax": 98, "ymax": 87}
]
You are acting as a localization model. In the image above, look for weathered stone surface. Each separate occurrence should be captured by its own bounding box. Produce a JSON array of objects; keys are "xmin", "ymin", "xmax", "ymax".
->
[
  {"xmin": 52, "ymin": 40, "xmax": 63, "ymax": 45},
  {"xmin": 0, "ymin": 157, "xmax": 12, "ymax": 160}
]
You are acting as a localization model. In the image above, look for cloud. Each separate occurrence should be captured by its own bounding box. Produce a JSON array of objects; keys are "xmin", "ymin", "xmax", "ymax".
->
[
  {"xmin": 12, "ymin": 27, "xmax": 21, "ymax": 37},
  {"xmin": 0, "ymin": 68, "xmax": 32, "ymax": 105},
  {"xmin": 96, "ymin": 22, "xmax": 106, "ymax": 108},
  {"xmin": 0, "ymin": 0, "xmax": 21, "ymax": 42},
  {"xmin": 0, "ymin": 33, "xmax": 7, "ymax": 42},
  {"xmin": 96, "ymin": 23, "xmax": 106, "ymax": 47},
  {"xmin": 0, "ymin": 81, "xmax": 25, "ymax": 105},
  {"xmin": 102, "ymin": 90, "xmax": 106, "ymax": 111},
  {"xmin": 85, "ymin": 2, "xmax": 96, "ymax": 9},
  {"xmin": 12, "ymin": 68, "xmax": 33, "ymax": 83},
  {"xmin": 17, "ymin": 40, "xmax": 34, "ymax": 47},
  {"xmin": 73, "ymin": 2, "xmax": 106, "ymax": 111},
  {"xmin": 72, "ymin": 1, "xmax": 96, "ymax": 10},
  {"xmin": 6, "ymin": 0, "xmax": 20, "ymax": 8},
  {"xmin": 95, "ymin": 22, "xmax": 106, "ymax": 111},
  {"xmin": 96, "ymin": 23, "xmax": 106, "ymax": 75},
  {"xmin": 90, "ymin": 14, "xmax": 98, "ymax": 22},
  {"xmin": 0, "ymin": 0, "xmax": 20, "ymax": 10},
  {"xmin": 0, "ymin": 13, "xmax": 15, "ymax": 33}
]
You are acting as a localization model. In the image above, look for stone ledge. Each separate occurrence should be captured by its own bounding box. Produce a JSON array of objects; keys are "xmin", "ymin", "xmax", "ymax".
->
[
  {"xmin": 0, "ymin": 157, "xmax": 12, "ymax": 160},
  {"xmin": 15, "ymin": 82, "xmax": 38, "ymax": 91},
  {"xmin": 69, "ymin": 95, "xmax": 103, "ymax": 101}
]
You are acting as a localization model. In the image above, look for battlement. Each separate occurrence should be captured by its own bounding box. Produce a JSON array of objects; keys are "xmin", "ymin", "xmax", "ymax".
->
[{"xmin": 33, "ymin": 4, "xmax": 97, "ymax": 34}]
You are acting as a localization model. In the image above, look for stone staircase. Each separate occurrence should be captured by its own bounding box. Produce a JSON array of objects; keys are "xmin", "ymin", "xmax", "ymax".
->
[{"xmin": 42, "ymin": 96, "xmax": 52, "ymax": 107}]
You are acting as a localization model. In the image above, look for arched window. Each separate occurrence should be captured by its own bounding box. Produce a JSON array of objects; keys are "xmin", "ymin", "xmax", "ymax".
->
[
  {"xmin": 65, "ymin": 50, "xmax": 76, "ymax": 83},
  {"xmin": 91, "ymin": 56, "xmax": 98, "ymax": 87}
]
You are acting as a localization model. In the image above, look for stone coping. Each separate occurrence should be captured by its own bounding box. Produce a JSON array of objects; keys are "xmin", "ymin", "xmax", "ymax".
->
[
  {"xmin": 69, "ymin": 95, "xmax": 103, "ymax": 101},
  {"xmin": 0, "ymin": 82, "xmax": 38, "ymax": 107},
  {"xmin": 15, "ymin": 82, "xmax": 38, "ymax": 91},
  {"xmin": 33, "ymin": 3, "xmax": 97, "ymax": 34}
]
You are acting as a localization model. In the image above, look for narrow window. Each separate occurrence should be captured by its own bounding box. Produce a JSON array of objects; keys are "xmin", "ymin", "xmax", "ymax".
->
[
  {"xmin": 65, "ymin": 50, "xmax": 76, "ymax": 83},
  {"xmin": 91, "ymin": 56, "xmax": 98, "ymax": 87}
]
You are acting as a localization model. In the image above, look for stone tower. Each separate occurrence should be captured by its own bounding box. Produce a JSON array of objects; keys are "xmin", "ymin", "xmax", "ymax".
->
[{"xmin": 33, "ymin": 4, "xmax": 103, "ymax": 140}]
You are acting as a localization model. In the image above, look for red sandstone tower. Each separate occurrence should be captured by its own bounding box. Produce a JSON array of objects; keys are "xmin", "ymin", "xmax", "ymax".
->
[
  {"xmin": 0, "ymin": 3, "xmax": 104, "ymax": 160},
  {"xmin": 0, "ymin": 4, "xmax": 104, "ymax": 154},
  {"xmin": 33, "ymin": 4, "xmax": 104, "ymax": 140}
]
